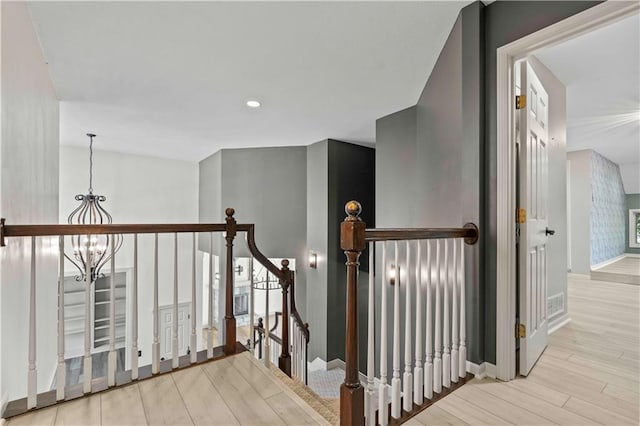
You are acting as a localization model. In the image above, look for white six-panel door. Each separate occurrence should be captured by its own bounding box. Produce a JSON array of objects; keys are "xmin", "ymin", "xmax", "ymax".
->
[
  {"xmin": 159, "ymin": 303, "xmax": 190, "ymax": 360},
  {"xmin": 519, "ymin": 60, "xmax": 549, "ymax": 376}
]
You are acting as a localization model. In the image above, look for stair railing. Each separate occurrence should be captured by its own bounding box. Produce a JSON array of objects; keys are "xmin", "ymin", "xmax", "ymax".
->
[
  {"xmin": 339, "ymin": 201, "xmax": 479, "ymax": 426},
  {"xmin": 0, "ymin": 207, "xmax": 309, "ymax": 418}
]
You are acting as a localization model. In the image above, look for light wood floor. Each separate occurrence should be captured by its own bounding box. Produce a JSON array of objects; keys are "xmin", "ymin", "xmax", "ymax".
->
[
  {"xmin": 6, "ymin": 275, "xmax": 639, "ymax": 425},
  {"xmin": 409, "ymin": 274, "xmax": 639, "ymax": 426},
  {"xmin": 591, "ymin": 256, "xmax": 640, "ymax": 285},
  {"xmin": 5, "ymin": 352, "xmax": 329, "ymax": 426}
]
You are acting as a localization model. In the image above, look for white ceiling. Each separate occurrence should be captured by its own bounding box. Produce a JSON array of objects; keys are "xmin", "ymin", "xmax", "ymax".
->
[
  {"xmin": 28, "ymin": 1, "xmax": 469, "ymax": 161},
  {"xmin": 535, "ymin": 13, "xmax": 640, "ymax": 168}
]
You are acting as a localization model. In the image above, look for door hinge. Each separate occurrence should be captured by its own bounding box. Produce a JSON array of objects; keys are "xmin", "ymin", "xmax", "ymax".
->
[
  {"xmin": 516, "ymin": 323, "xmax": 526, "ymax": 338},
  {"xmin": 516, "ymin": 208, "xmax": 526, "ymax": 224},
  {"xmin": 516, "ymin": 95, "xmax": 527, "ymax": 110}
]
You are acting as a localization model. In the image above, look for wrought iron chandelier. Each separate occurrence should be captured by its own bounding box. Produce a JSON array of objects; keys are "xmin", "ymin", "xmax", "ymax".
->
[{"xmin": 66, "ymin": 133, "xmax": 122, "ymax": 282}]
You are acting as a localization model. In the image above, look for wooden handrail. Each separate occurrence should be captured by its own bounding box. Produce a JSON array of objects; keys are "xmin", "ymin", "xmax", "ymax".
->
[
  {"xmin": 365, "ymin": 224, "xmax": 478, "ymax": 244},
  {"xmin": 339, "ymin": 200, "xmax": 479, "ymax": 426},
  {"xmin": 1, "ymin": 208, "xmax": 310, "ymax": 378}
]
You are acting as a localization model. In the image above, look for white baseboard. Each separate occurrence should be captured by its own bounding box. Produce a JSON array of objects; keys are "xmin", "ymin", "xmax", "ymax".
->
[
  {"xmin": 1, "ymin": 390, "xmax": 9, "ymax": 420},
  {"xmin": 307, "ymin": 357, "xmax": 328, "ymax": 372},
  {"xmin": 466, "ymin": 361, "xmax": 496, "ymax": 379},
  {"xmin": 327, "ymin": 358, "xmax": 345, "ymax": 370},
  {"xmin": 591, "ymin": 254, "xmax": 626, "ymax": 270},
  {"xmin": 307, "ymin": 357, "xmax": 346, "ymax": 372},
  {"xmin": 624, "ymin": 253, "xmax": 640, "ymax": 258},
  {"xmin": 568, "ymin": 272, "xmax": 590, "ymax": 280},
  {"xmin": 548, "ymin": 312, "xmax": 571, "ymax": 335}
]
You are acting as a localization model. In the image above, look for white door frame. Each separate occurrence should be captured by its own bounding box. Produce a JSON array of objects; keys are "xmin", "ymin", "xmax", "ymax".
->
[{"xmin": 495, "ymin": 0, "xmax": 639, "ymax": 381}]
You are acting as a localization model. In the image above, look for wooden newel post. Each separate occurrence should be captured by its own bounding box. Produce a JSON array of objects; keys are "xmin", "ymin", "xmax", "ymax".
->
[
  {"xmin": 279, "ymin": 259, "xmax": 292, "ymax": 376},
  {"xmin": 340, "ymin": 200, "xmax": 366, "ymax": 426},
  {"xmin": 224, "ymin": 207, "xmax": 237, "ymax": 355}
]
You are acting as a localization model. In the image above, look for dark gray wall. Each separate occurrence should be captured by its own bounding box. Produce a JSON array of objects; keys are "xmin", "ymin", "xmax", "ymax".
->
[
  {"xmin": 482, "ymin": 0, "xmax": 600, "ymax": 363},
  {"xmin": 625, "ymin": 194, "xmax": 640, "ymax": 255},
  {"xmin": 304, "ymin": 139, "xmax": 376, "ymax": 363},
  {"xmin": 326, "ymin": 140, "xmax": 375, "ymax": 362}
]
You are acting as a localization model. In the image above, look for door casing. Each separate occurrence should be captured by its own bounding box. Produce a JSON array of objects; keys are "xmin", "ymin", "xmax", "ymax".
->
[{"xmin": 495, "ymin": 0, "xmax": 640, "ymax": 381}]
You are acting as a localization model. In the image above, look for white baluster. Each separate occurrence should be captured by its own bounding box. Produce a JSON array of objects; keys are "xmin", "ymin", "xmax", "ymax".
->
[
  {"xmin": 434, "ymin": 240, "xmax": 442, "ymax": 394},
  {"xmin": 451, "ymin": 239, "xmax": 459, "ymax": 383},
  {"xmin": 443, "ymin": 240, "xmax": 450, "ymax": 389},
  {"xmin": 83, "ymin": 237, "xmax": 92, "ymax": 393},
  {"xmin": 207, "ymin": 233, "xmax": 214, "ymax": 358},
  {"xmin": 366, "ymin": 242, "xmax": 375, "ymax": 425},
  {"xmin": 424, "ymin": 240, "xmax": 433, "ymax": 400},
  {"xmin": 403, "ymin": 241, "xmax": 413, "ymax": 412},
  {"xmin": 57, "ymin": 236, "xmax": 66, "ymax": 400},
  {"xmin": 108, "ymin": 235, "xmax": 117, "ymax": 387},
  {"xmin": 28, "ymin": 237, "xmax": 37, "ymax": 408},
  {"xmin": 379, "ymin": 242, "xmax": 389, "ymax": 426},
  {"xmin": 172, "ymin": 233, "xmax": 179, "ymax": 368},
  {"xmin": 391, "ymin": 242, "xmax": 401, "ymax": 419},
  {"xmin": 152, "ymin": 233, "xmax": 160, "ymax": 374},
  {"xmin": 249, "ymin": 257, "xmax": 255, "ymax": 354},
  {"xmin": 459, "ymin": 239, "xmax": 467, "ymax": 379},
  {"xmin": 414, "ymin": 240, "xmax": 423, "ymax": 405},
  {"xmin": 132, "ymin": 234, "xmax": 139, "ymax": 380},
  {"xmin": 190, "ymin": 233, "xmax": 197, "ymax": 363},
  {"xmin": 264, "ymin": 273, "xmax": 271, "ymax": 367}
]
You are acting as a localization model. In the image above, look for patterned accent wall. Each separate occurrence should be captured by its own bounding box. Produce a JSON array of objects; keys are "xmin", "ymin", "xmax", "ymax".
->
[{"xmin": 590, "ymin": 151, "xmax": 626, "ymax": 265}]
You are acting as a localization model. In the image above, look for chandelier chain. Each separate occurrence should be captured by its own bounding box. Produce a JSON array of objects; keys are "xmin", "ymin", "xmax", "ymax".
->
[{"xmin": 88, "ymin": 134, "xmax": 94, "ymax": 194}]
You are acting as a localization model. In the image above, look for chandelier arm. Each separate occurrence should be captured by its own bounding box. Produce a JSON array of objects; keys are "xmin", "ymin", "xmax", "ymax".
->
[
  {"xmin": 67, "ymin": 196, "xmax": 86, "ymax": 224},
  {"xmin": 64, "ymin": 252, "xmax": 85, "ymax": 281}
]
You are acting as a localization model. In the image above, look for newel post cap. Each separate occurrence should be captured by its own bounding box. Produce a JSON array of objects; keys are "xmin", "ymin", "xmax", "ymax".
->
[
  {"xmin": 344, "ymin": 200, "xmax": 362, "ymax": 221},
  {"xmin": 341, "ymin": 201, "xmax": 365, "ymax": 251}
]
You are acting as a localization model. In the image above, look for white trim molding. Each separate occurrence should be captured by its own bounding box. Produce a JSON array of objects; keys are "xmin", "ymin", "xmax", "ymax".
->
[
  {"xmin": 466, "ymin": 361, "xmax": 497, "ymax": 380},
  {"xmin": 628, "ymin": 209, "xmax": 640, "ymax": 248},
  {"xmin": 495, "ymin": 0, "xmax": 640, "ymax": 382},
  {"xmin": 548, "ymin": 312, "xmax": 571, "ymax": 335},
  {"xmin": 591, "ymin": 254, "xmax": 626, "ymax": 271}
]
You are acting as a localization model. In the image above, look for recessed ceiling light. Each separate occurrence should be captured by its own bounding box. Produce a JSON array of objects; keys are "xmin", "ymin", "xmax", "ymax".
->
[{"xmin": 246, "ymin": 100, "xmax": 261, "ymax": 108}]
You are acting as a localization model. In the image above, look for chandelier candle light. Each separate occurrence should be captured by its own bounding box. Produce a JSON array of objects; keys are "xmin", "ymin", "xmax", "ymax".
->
[{"xmin": 66, "ymin": 133, "xmax": 122, "ymax": 283}]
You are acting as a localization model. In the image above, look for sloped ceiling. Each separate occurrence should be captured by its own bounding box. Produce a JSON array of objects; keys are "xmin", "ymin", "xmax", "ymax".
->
[
  {"xmin": 27, "ymin": 1, "xmax": 470, "ymax": 161},
  {"xmin": 536, "ymin": 13, "xmax": 640, "ymax": 192}
]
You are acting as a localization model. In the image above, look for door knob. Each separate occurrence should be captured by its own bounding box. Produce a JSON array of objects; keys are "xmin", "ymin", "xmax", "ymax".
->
[{"xmin": 545, "ymin": 227, "xmax": 555, "ymax": 236}]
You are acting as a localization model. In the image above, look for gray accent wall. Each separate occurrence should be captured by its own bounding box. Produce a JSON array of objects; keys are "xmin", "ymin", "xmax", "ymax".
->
[
  {"xmin": 376, "ymin": 9, "xmax": 484, "ymax": 364},
  {"xmin": 626, "ymin": 194, "xmax": 640, "ymax": 255},
  {"xmin": 198, "ymin": 147, "xmax": 308, "ymax": 321},
  {"xmin": 306, "ymin": 140, "xmax": 329, "ymax": 360},
  {"xmin": 482, "ymin": 0, "xmax": 600, "ymax": 363},
  {"xmin": 376, "ymin": 0, "xmax": 600, "ymax": 365}
]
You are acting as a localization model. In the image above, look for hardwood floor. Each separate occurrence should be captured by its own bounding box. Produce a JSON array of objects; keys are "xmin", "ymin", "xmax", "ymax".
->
[
  {"xmin": 591, "ymin": 256, "xmax": 640, "ymax": 285},
  {"xmin": 5, "ymin": 352, "xmax": 329, "ymax": 426},
  {"xmin": 6, "ymin": 275, "xmax": 638, "ymax": 425},
  {"xmin": 410, "ymin": 274, "xmax": 639, "ymax": 426}
]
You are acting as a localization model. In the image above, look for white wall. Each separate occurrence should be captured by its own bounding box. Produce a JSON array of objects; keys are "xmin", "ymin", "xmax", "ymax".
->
[
  {"xmin": 1, "ymin": 0, "xmax": 60, "ymax": 407},
  {"xmin": 59, "ymin": 146, "xmax": 199, "ymax": 367},
  {"xmin": 567, "ymin": 150, "xmax": 592, "ymax": 274},
  {"xmin": 620, "ymin": 162, "xmax": 640, "ymax": 194}
]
